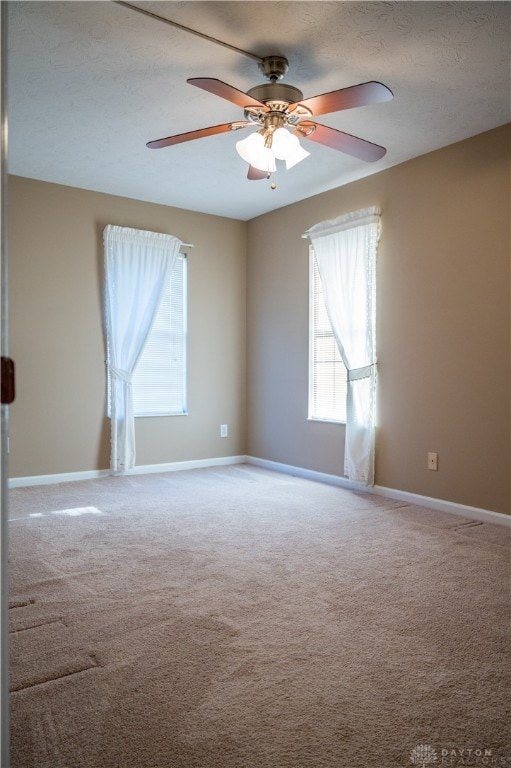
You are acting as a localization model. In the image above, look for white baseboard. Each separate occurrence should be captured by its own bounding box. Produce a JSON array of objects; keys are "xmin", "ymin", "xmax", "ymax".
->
[
  {"xmin": 8, "ymin": 455, "xmax": 246, "ymax": 489},
  {"xmin": 247, "ymin": 455, "xmax": 367, "ymax": 492},
  {"xmin": 9, "ymin": 469, "xmax": 112, "ymax": 488},
  {"xmin": 123, "ymin": 455, "xmax": 246, "ymax": 476},
  {"xmin": 372, "ymin": 484, "xmax": 510, "ymax": 526},
  {"xmin": 246, "ymin": 456, "xmax": 511, "ymax": 527}
]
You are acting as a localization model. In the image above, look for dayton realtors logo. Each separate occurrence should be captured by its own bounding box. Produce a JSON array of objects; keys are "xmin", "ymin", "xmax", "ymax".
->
[{"xmin": 410, "ymin": 744, "xmax": 510, "ymax": 766}]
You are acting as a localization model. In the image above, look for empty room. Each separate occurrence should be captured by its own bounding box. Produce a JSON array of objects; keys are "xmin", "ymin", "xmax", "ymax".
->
[{"xmin": 1, "ymin": 2, "xmax": 510, "ymax": 768}]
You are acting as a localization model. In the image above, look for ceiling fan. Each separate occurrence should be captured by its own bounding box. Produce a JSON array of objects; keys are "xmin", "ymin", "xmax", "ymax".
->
[{"xmin": 147, "ymin": 55, "xmax": 393, "ymax": 181}]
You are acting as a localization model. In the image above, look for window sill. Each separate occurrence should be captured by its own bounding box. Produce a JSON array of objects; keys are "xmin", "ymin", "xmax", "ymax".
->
[
  {"xmin": 134, "ymin": 411, "xmax": 189, "ymax": 418},
  {"xmin": 307, "ymin": 417, "xmax": 346, "ymax": 425}
]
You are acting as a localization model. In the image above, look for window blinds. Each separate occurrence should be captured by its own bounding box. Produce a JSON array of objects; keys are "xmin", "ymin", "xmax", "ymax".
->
[
  {"xmin": 131, "ymin": 254, "xmax": 187, "ymax": 416},
  {"xmin": 309, "ymin": 252, "xmax": 347, "ymax": 422}
]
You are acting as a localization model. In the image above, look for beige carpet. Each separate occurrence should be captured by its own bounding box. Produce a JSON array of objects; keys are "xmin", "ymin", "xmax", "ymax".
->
[{"xmin": 8, "ymin": 465, "xmax": 511, "ymax": 768}]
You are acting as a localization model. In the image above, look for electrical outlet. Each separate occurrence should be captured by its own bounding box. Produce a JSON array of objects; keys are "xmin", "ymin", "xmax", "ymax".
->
[
  {"xmin": 427, "ymin": 452, "xmax": 438, "ymax": 471},
  {"xmin": 220, "ymin": 424, "xmax": 228, "ymax": 438}
]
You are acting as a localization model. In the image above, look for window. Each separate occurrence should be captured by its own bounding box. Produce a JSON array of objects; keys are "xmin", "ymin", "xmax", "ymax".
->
[
  {"xmin": 107, "ymin": 253, "xmax": 187, "ymax": 419},
  {"xmin": 308, "ymin": 248, "xmax": 347, "ymax": 423},
  {"xmin": 132, "ymin": 254, "xmax": 187, "ymax": 416},
  {"xmin": 306, "ymin": 207, "xmax": 380, "ymax": 484}
]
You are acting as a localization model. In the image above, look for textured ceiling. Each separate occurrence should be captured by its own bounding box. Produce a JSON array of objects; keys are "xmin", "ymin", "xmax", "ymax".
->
[{"xmin": 7, "ymin": 1, "xmax": 510, "ymax": 220}]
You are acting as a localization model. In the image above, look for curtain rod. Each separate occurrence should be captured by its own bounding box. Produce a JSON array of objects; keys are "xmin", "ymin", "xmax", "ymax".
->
[{"xmin": 302, "ymin": 208, "xmax": 381, "ymax": 240}]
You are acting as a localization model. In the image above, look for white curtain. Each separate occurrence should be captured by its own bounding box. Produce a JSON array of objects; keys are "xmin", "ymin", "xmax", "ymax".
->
[
  {"xmin": 103, "ymin": 225, "xmax": 182, "ymax": 472},
  {"xmin": 309, "ymin": 208, "xmax": 380, "ymax": 486}
]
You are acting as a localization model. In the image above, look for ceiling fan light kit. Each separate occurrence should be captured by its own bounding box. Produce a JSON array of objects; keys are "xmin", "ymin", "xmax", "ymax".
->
[
  {"xmin": 235, "ymin": 125, "xmax": 310, "ymax": 176},
  {"xmin": 147, "ymin": 52, "xmax": 393, "ymax": 187}
]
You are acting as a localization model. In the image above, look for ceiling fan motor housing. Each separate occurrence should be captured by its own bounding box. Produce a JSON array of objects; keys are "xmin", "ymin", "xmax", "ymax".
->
[
  {"xmin": 249, "ymin": 55, "xmax": 305, "ymax": 120},
  {"xmin": 247, "ymin": 82, "xmax": 304, "ymax": 108}
]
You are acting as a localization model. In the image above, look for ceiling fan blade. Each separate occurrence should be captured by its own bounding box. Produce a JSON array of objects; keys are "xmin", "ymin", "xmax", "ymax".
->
[
  {"xmin": 147, "ymin": 122, "xmax": 249, "ymax": 149},
  {"xmin": 289, "ymin": 81, "xmax": 393, "ymax": 117},
  {"xmin": 188, "ymin": 77, "xmax": 268, "ymax": 111},
  {"xmin": 295, "ymin": 121, "xmax": 386, "ymax": 162},
  {"xmin": 247, "ymin": 166, "xmax": 268, "ymax": 180}
]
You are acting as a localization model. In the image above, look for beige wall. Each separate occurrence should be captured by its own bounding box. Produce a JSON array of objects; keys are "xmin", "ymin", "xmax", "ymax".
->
[
  {"xmin": 8, "ymin": 125, "xmax": 510, "ymax": 514},
  {"xmin": 8, "ymin": 177, "xmax": 247, "ymax": 476},
  {"xmin": 247, "ymin": 125, "xmax": 510, "ymax": 514}
]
